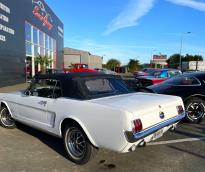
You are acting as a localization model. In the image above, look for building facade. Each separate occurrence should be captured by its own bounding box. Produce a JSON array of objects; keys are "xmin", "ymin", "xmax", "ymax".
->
[
  {"xmin": 0, "ymin": 0, "xmax": 64, "ymax": 87},
  {"xmin": 64, "ymin": 48, "xmax": 103, "ymax": 69}
]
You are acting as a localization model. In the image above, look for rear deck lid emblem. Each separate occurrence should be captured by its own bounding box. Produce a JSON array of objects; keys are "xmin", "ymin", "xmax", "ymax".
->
[{"xmin": 159, "ymin": 112, "xmax": 165, "ymax": 119}]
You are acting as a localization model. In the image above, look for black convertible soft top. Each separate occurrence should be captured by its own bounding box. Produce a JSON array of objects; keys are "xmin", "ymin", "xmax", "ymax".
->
[
  {"xmin": 33, "ymin": 72, "xmax": 130, "ymax": 100},
  {"xmin": 35, "ymin": 72, "xmax": 121, "ymax": 80}
]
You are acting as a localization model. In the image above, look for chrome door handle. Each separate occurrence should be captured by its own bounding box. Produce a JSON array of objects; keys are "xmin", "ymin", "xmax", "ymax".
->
[{"xmin": 38, "ymin": 101, "xmax": 47, "ymax": 106}]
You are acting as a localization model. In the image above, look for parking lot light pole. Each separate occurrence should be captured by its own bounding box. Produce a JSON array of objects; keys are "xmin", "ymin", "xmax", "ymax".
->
[
  {"xmin": 102, "ymin": 54, "xmax": 106, "ymax": 61},
  {"xmin": 179, "ymin": 32, "xmax": 191, "ymax": 70}
]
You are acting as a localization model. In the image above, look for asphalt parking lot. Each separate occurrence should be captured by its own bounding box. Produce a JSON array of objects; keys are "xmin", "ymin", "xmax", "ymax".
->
[{"xmin": 0, "ymin": 84, "xmax": 205, "ymax": 172}]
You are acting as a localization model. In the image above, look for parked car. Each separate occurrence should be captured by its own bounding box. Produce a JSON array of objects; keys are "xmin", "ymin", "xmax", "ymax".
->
[
  {"xmin": 94, "ymin": 68, "xmax": 118, "ymax": 75},
  {"xmin": 148, "ymin": 72, "xmax": 205, "ymax": 123},
  {"xmin": 134, "ymin": 68, "xmax": 159, "ymax": 77},
  {"xmin": 64, "ymin": 63, "xmax": 97, "ymax": 73},
  {"xmin": 136, "ymin": 69, "xmax": 182, "ymax": 87},
  {"xmin": 0, "ymin": 73, "xmax": 185, "ymax": 164}
]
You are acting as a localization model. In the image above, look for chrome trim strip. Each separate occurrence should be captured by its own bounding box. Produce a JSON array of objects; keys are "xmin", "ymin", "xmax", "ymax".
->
[{"xmin": 125, "ymin": 112, "xmax": 186, "ymax": 143}]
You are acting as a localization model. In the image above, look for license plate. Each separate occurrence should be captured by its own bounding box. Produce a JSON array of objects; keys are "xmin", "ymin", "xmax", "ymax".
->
[{"xmin": 152, "ymin": 129, "xmax": 164, "ymax": 140}]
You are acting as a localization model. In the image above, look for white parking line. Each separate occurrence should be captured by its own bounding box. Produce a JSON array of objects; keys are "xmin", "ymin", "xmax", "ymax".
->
[{"xmin": 148, "ymin": 137, "xmax": 205, "ymax": 146}]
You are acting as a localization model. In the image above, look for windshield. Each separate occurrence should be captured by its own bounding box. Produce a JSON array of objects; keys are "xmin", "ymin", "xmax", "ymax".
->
[
  {"xmin": 154, "ymin": 70, "xmax": 181, "ymax": 78},
  {"xmin": 154, "ymin": 70, "xmax": 168, "ymax": 78}
]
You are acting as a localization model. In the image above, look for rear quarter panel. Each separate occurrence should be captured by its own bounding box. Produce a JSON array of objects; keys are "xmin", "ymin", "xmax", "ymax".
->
[{"xmin": 51, "ymin": 98, "xmax": 133, "ymax": 152}]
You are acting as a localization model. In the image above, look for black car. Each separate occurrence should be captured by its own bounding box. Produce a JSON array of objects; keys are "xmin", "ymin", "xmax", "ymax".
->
[{"xmin": 148, "ymin": 72, "xmax": 205, "ymax": 123}]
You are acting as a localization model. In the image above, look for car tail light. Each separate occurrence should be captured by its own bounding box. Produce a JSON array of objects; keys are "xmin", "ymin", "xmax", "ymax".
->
[
  {"xmin": 177, "ymin": 105, "xmax": 184, "ymax": 115},
  {"xmin": 132, "ymin": 119, "xmax": 143, "ymax": 133}
]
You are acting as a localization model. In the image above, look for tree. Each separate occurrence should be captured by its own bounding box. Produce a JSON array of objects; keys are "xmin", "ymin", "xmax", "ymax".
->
[
  {"xmin": 166, "ymin": 54, "xmax": 182, "ymax": 68},
  {"xmin": 167, "ymin": 54, "xmax": 204, "ymax": 69},
  {"xmin": 127, "ymin": 59, "xmax": 140, "ymax": 73},
  {"xmin": 193, "ymin": 55, "xmax": 203, "ymax": 61},
  {"xmin": 35, "ymin": 54, "xmax": 53, "ymax": 74},
  {"xmin": 184, "ymin": 54, "xmax": 203, "ymax": 62},
  {"xmin": 106, "ymin": 59, "xmax": 121, "ymax": 70},
  {"xmin": 102, "ymin": 64, "xmax": 107, "ymax": 68}
]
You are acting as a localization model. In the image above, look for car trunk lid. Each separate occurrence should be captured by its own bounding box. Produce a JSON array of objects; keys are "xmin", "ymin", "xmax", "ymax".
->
[{"xmin": 89, "ymin": 93, "xmax": 183, "ymax": 130}]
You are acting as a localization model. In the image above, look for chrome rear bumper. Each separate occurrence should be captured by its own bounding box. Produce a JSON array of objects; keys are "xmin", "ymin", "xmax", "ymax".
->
[{"xmin": 125, "ymin": 112, "xmax": 186, "ymax": 143}]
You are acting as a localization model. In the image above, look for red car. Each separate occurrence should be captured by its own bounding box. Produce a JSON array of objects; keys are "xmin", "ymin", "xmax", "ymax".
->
[
  {"xmin": 64, "ymin": 64, "xmax": 97, "ymax": 73},
  {"xmin": 135, "ymin": 69, "xmax": 182, "ymax": 87}
]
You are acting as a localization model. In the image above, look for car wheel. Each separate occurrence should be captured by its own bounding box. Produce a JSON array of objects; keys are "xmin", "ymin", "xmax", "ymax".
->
[
  {"xmin": 185, "ymin": 97, "xmax": 205, "ymax": 123},
  {"xmin": 0, "ymin": 106, "xmax": 16, "ymax": 129},
  {"xmin": 63, "ymin": 125, "xmax": 97, "ymax": 165}
]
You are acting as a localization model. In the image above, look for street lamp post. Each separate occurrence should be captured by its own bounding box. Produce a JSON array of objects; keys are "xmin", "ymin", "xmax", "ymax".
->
[
  {"xmin": 102, "ymin": 54, "xmax": 106, "ymax": 59},
  {"xmin": 179, "ymin": 32, "xmax": 191, "ymax": 70}
]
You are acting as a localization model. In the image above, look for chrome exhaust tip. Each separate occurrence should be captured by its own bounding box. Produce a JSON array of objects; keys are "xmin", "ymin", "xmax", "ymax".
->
[
  {"xmin": 169, "ymin": 125, "xmax": 176, "ymax": 132},
  {"xmin": 128, "ymin": 144, "xmax": 136, "ymax": 152},
  {"xmin": 138, "ymin": 140, "xmax": 146, "ymax": 147}
]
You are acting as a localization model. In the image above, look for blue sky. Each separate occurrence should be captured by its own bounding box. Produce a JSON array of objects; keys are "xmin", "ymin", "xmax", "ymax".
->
[{"xmin": 45, "ymin": 0, "xmax": 205, "ymax": 65}]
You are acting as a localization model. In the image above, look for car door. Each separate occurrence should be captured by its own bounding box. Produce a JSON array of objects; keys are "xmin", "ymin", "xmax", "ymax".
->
[{"xmin": 15, "ymin": 78, "xmax": 61, "ymax": 129}]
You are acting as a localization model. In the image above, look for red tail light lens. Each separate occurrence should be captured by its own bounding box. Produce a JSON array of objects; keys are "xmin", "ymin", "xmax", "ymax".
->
[
  {"xmin": 132, "ymin": 119, "xmax": 143, "ymax": 133},
  {"xmin": 177, "ymin": 105, "xmax": 184, "ymax": 115}
]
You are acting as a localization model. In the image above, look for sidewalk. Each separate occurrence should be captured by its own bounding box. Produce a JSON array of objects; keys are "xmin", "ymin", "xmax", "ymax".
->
[{"xmin": 0, "ymin": 83, "xmax": 28, "ymax": 93}]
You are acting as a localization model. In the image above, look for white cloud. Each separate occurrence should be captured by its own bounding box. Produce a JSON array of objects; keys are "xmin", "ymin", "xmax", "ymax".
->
[
  {"xmin": 104, "ymin": 0, "xmax": 205, "ymax": 35},
  {"xmin": 104, "ymin": 0, "xmax": 156, "ymax": 35},
  {"xmin": 167, "ymin": 0, "xmax": 205, "ymax": 11}
]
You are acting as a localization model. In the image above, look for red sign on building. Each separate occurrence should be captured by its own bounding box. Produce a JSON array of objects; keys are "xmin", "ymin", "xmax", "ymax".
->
[{"xmin": 32, "ymin": 0, "xmax": 53, "ymax": 30}]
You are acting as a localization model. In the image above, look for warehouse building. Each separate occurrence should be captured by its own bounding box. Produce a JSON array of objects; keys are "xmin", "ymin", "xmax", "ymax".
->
[
  {"xmin": 64, "ymin": 48, "xmax": 103, "ymax": 69},
  {"xmin": 0, "ymin": 0, "xmax": 64, "ymax": 87},
  {"xmin": 182, "ymin": 61, "xmax": 205, "ymax": 71}
]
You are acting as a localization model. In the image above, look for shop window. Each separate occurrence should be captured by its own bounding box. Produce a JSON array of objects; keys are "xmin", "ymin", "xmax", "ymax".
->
[
  {"xmin": 46, "ymin": 50, "xmax": 49, "ymax": 57},
  {"xmin": 53, "ymin": 39, "xmax": 56, "ymax": 52},
  {"xmin": 53, "ymin": 52, "xmax": 57, "ymax": 68},
  {"xmin": 34, "ymin": 45, "xmax": 39, "ymax": 57},
  {"xmin": 49, "ymin": 37, "xmax": 52, "ymax": 50},
  {"xmin": 45, "ymin": 34, "xmax": 49, "ymax": 49},
  {"xmin": 26, "ymin": 42, "xmax": 32, "ymax": 56},
  {"xmin": 40, "ymin": 47, "xmax": 45, "ymax": 56},
  {"xmin": 50, "ymin": 51, "xmax": 53, "ymax": 59},
  {"xmin": 25, "ymin": 22, "xmax": 32, "ymax": 42},
  {"xmin": 33, "ymin": 28, "xmax": 38, "ymax": 45},
  {"xmin": 39, "ymin": 31, "xmax": 44, "ymax": 47}
]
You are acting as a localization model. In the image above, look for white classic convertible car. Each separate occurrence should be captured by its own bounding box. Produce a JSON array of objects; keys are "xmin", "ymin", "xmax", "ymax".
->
[{"xmin": 0, "ymin": 73, "xmax": 185, "ymax": 164}]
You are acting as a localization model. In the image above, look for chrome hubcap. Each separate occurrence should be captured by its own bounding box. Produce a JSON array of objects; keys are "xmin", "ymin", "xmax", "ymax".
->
[
  {"xmin": 67, "ymin": 128, "xmax": 86, "ymax": 159},
  {"xmin": 187, "ymin": 102, "xmax": 205, "ymax": 120},
  {"xmin": 0, "ymin": 108, "xmax": 15, "ymax": 127}
]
